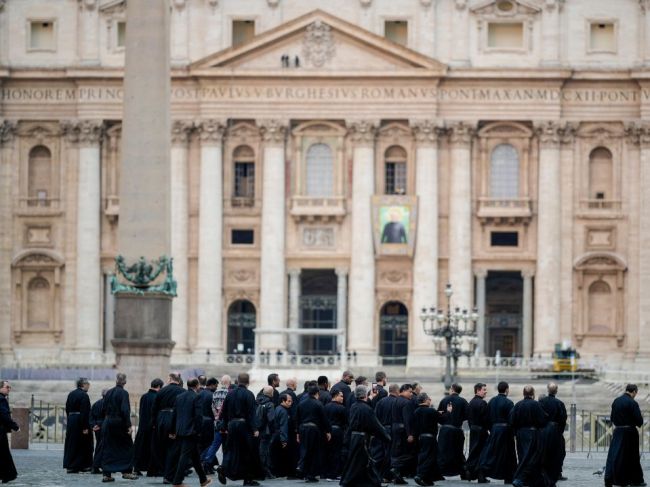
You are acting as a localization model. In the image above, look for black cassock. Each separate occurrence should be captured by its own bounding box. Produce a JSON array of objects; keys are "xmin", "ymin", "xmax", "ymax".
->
[
  {"xmin": 478, "ymin": 393, "xmax": 516, "ymax": 482},
  {"xmin": 436, "ymin": 393, "xmax": 468, "ymax": 477},
  {"xmin": 323, "ymin": 400, "xmax": 348, "ymax": 479},
  {"xmin": 89, "ymin": 398, "xmax": 104, "ymax": 470},
  {"xmin": 100, "ymin": 385, "xmax": 134, "ymax": 474},
  {"xmin": 132, "ymin": 388, "xmax": 157, "ymax": 473},
  {"xmin": 221, "ymin": 384, "xmax": 264, "ymax": 482},
  {"xmin": 63, "ymin": 387, "xmax": 93, "ymax": 471},
  {"xmin": 296, "ymin": 395, "xmax": 331, "ymax": 479},
  {"xmin": 509, "ymin": 396, "xmax": 550, "ymax": 487},
  {"xmin": 390, "ymin": 395, "xmax": 416, "ymax": 474},
  {"xmin": 604, "ymin": 393, "xmax": 645, "ymax": 487},
  {"xmin": 411, "ymin": 405, "xmax": 445, "ymax": 484},
  {"xmin": 465, "ymin": 395, "xmax": 489, "ymax": 480},
  {"xmin": 269, "ymin": 404, "xmax": 296, "ymax": 477},
  {"xmin": 340, "ymin": 400, "xmax": 391, "ymax": 487},
  {"xmin": 538, "ymin": 393, "xmax": 567, "ymax": 483},
  {"xmin": 198, "ymin": 388, "xmax": 215, "ymax": 455},
  {"xmin": 331, "ymin": 381, "xmax": 352, "ymax": 405},
  {"xmin": 151, "ymin": 383, "xmax": 184, "ymax": 479},
  {"xmin": 0, "ymin": 392, "xmax": 19, "ymax": 483},
  {"xmin": 370, "ymin": 394, "xmax": 395, "ymax": 480}
]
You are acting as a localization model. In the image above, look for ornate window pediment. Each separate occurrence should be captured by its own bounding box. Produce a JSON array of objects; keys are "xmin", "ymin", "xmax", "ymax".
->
[
  {"xmin": 574, "ymin": 251, "xmax": 627, "ymax": 272},
  {"xmin": 470, "ymin": 0, "xmax": 542, "ymax": 17}
]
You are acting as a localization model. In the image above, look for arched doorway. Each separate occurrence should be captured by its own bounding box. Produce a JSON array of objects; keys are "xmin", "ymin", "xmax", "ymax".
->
[
  {"xmin": 227, "ymin": 300, "xmax": 256, "ymax": 354},
  {"xmin": 379, "ymin": 301, "xmax": 408, "ymax": 365}
]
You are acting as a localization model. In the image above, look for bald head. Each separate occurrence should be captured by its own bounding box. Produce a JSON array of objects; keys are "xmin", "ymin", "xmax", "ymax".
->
[
  {"xmin": 547, "ymin": 382, "xmax": 558, "ymax": 396},
  {"xmin": 220, "ymin": 375, "xmax": 232, "ymax": 387},
  {"xmin": 263, "ymin": 385, "xmax": 274, "ymax": 398},
  {"xmin": 286, "ymin": 378, "xmax": 297, "ymax": 390}
]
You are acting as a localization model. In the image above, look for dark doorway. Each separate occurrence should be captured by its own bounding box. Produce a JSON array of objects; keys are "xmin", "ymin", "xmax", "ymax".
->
[
  {"xmin": 379, "ymin": 301, "xmax": 408, "ymax": 365},
  {"xmin": 227, "ymin": 300, "xmax": 256, "ymax": 354},
  {"xmin": 300, "ymin": 269, "xmax": 337, "ymax": 354},
  {"xmin": 485, "ymin": 271, "xmax": 523, "ymax": 357}
]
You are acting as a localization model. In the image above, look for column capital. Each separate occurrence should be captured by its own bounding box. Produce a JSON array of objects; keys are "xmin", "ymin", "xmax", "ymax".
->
[
  {"xmin": 411, "ymin": 119, "xmax": 444, "ymax": 146},
  {"xmin": 522, "ymin": 268, "xmax": 535, "ymax": 279},
  {"xmin": 288, "ymin": 268, "xmax": 302, "ymax": 278},
  {"xmin": 348, "ymin": 120, "xmax": 378, "ymax": 146},
  {"xmin": 625, "ymin": 122, "xmax": 650, "ymax": 147},
  {"xmin": 475, "ymin": 269, "xmax": 488, "ymax": 279},
  {"xmin": 446, "ymin": 121, "xmax": 476, "ymax": 147},
  {"xmin": 171, "ymin": 120, "xmax": 194, "ymax": 146},
  {"xmin": 335, "ymin": 267, "xmax": 349, "ymax": 277},
  {"xmin": 258, "ymin": 119, "xmax": 288, "ymax": 146},
  {"xmin": 534, "ymin": 121, "xmax": 563, "ymax": 148},
  {"xmin": 559, "ymin": 121, "xmax": 578, "ymax": 145},
  {"xmin": 196, "ymin": 119, "xmax": 225, "ymax": 146},
  {"xmin": 79, "ymin": 0, "xmax": 97, "ymax": 11},
  {"xmin": 0, "ymin": 119, "xmax": 17, "ymax": 145},
  {"xmin": 61, "ymin": 119, "xmax": 104, "ymax": 146}
]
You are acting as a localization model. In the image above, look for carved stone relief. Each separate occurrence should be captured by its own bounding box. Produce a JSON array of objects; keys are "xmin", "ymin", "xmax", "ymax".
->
[
  {"xmin": 302, "ymin": 21, "xmax": 336, "ymax": 68},
  {"xmin": 302, "ymin": 226, "xmax": 335, "ymax": 249}
]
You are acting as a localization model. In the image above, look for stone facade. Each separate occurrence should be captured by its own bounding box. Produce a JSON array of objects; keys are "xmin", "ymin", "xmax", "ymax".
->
[{"xmin": 1, "ymin": 0, "xmax": 649, "ymax": 366}]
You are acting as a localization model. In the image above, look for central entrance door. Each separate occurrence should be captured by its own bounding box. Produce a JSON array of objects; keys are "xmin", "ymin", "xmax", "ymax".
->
[
  {"xmin": 300, "ymin": 269, "xmax": 337, "ymax": 354},
  {"xmin": 379, "ymin": 301, "xmax": 408, "ymax": 365},
  {"xmin": 486, "ymin": 271, "xmax": 523, "ymax": 356}
]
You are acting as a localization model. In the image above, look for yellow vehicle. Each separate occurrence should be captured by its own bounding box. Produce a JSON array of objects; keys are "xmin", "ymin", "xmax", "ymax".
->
[{"xmin": 552, "ymin": 346, "xmax": 579, "ymax": 372}]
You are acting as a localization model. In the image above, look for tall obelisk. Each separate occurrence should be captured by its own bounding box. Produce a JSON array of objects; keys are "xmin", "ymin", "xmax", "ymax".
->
[{"xmin": 111, "ymin": 0, "xmax": 174, "ymax": 394}]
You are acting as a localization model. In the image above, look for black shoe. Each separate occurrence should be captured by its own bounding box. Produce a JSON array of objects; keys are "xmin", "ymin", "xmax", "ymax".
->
[
  {"xmin": 216, "ymin": 466, "xmax": 226, "ymax": 485},
  {"xmin": 391, "ymin": 469, "xmax": 407, "ymax": 486},
  {"xmin": 631, "ymin": 483, "xmax": 647, "ymax": 487},
  {"xmin": 305, "ymin": 477, "xmax": 319, "ymax": 483},
  {"xmin": 243, "ymin": 481, "xmax": 260, "ymax": 486},
  {"xmin": 558, "ymin": 476, "xmax": 568, "ymax": 481},
  {"xmin": 66, "ymin": 469, "xmax": 79, "ymax": 474},
  {"xmin": 413, "ymin": 476, "xmax": 433, "ymax": 486},
  {"xmin": 163, "ymin": 479, "xmax": 172, "ymax": 485}
]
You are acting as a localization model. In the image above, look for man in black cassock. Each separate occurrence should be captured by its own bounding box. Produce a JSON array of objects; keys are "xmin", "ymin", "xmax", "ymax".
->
[
  {"xmin": 437, "ymin": 383, "xmax": 469, "ymax": 479},
  {"xmin": 256, "ymin": 385, "xmax": 276, "ymax": 479},
  {"xmin": 412, "ymin": 392, "xmax": 451, "ymax": 487},
  {"xmin": 539, "ymin": 382, "xmax": 568, "ymax": 484},
  {"xmin": 90, "ymin": 388, "xmax": 107, "ymax": 474},
  {"xmin": 317, "ymin": 375, "xmax": 332, "ymax": 406},
  {"xmin": 0, "ymin": 380, "xmax": 19, "ymax": 484},
  {"xmin": 296, "ymin": 385, "xmax": 331, "ymax": 483},
  {"xmin": 389, "ymin": 383, "xmax": 415, "ymax": 484},
  {"xmin": 370, "ymin": 371, "xmax": 388, "ymax": 408},
  {"xmin": 371, "ymin": 383, "xmax": 398, "ymax": 482},
  {"xmin": 465, "ymin": 382, "xmax": 490, "ymax": 483},
  {"xmin": 199, "ymin": 377, "xmax": 218, "ymax": 473},
  {"xmin": 279, "ymin": 378, "xmax": 299, "ymax": 476},
  {"xmin": 218, "ymin": 372, "xmax": 264, "ymax": 486},
  {"xmin": 604, "ymin": 383, "xmax": 646, "ymax": 487},
  {"xmin": 340, "ymin": 384, "xmax": 391, "ymax": 487},
  {"xmin": 323, "ymin": 389, "xmax": 348, "ymax": 480},
  {"xmin": 331, "ymin": 371, "xmax": 354, "ymax": 404},
  {"xmin": 151, "ymin": 372, "xmax": 185, "ymax": 483},
  {"xmin": 101, "ymin": 373, "xmax": 138, "ymax": 482},
  {"xmin": 270, "ymin": 393, "xmax": 295, "ymax": 477},
  {"xmin": 345, "ymin": 376, "xmax": 369, "ymax": 410},
  {"xmin": 132, "ymin": 378, "xmax": 163, "ymax": 476},
  {"xmin": 509, "ymin": 385, "xmax": 550, "ymax": 487},
  {"xmin": 63, "ymin": 377, "xmax": 93, "ymax": 473},
  {"xmin": 169, "ymin": 378, "xmax": 212, "ymax": 487},
  {"xmin": 478, "ymin": 381, "xmax": 516, "ymax": 484}
]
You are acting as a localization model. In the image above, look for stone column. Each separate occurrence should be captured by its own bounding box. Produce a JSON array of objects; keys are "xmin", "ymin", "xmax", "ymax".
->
[
  {"xmin": 475, "ymin": 269, "xmax": 487, "ymax": 356},
  {"xmin": 196, "ymin": 119, "xmax": 225, "ymax": 355},
  {"xmin": 447, "ymin": 122, "xmax": 475, "ymax": 309},
  {"xmin": 78, "ymin": 0, "xmax": 99, "ymax": 65},
  {"xmin": 0, "ymin": 121, "xmax": 16, "ymax": 355},
  {"xmin": 534, "ymin": 122, "xmax": 562, "ymax": 354},
  {"xmin": 409, "ymin": 120, "xmax": 442, "ymax": 363},
  {"xmin": 348, "ymin": 120, "xmax": 377, "ymax": 363},
  {"xmin": 73, "ymin": 120, "xmax": 103, "ymax": 352},
  {"xmin": 522, "ymin": 269, "xmax": 534, "ymax": 359},
  {"xmin": 170, "ymin": 120, "xmax": 193, "ymax": 354},
  {"xmin": 638, "ymin": 126, "xmax": 650, "ymax": 358},
  {"xmin": 288, "ymin": 268, "xmax": 301, "ymax": 354},
  {"xmin": 335, "ymin": 268, "xmax": 348, "ymax": 354},
  {"xmin": 259, "ymin": 120, "xmax": 287, "ymax": 351}
]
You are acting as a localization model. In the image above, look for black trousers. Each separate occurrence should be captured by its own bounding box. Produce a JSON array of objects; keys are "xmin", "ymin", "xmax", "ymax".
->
[{"xmin": 172, "ymin": 436, "xmax": 208, "ymax": 485}]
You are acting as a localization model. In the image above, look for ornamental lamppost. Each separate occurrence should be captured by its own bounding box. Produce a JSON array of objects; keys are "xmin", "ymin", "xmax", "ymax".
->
[{"xmin": 420, "ymin": 283, "xmax": 479, "ymax": 389}]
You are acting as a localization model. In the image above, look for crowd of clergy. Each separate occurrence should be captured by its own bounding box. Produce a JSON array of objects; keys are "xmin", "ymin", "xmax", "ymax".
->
[{"xmin": 0, "ymin": 372, "xmax": 646, "ymax": 487}]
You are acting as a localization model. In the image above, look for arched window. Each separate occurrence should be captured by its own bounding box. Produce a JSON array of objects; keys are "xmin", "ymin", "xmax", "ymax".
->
[
  {"xmin": 489, "ymin": 144, "xmax": 519, "ymax": 199},
  {"xmin": 227, "ymin": 300, "xmax": 256, "ymax": 354},
  {"xmin": 27, "ymin": 276, "xmax": 51, "ymax": 329},
  {"xmin": 384, "ymin": 145, "xmax": 407, "ymax": 195},
  {"xmin": 379, "ymin": 301, "xmax": 408, "ymax": 365},
  {"xmin": 28, "ymin": 145, "xmax": 52, "ymax": 206},
  {"xmin": 233, "ymin": 145, "xmax": 255, "ymax": 200},
  {"xmin": 306, "ymin": 143, "xmax": 333, "ymax": 197},
  {"xmin": 589, "ymin": 147, "xmax": 613, "ymax": 200},
  {"xmin": 588, "ymin": 280, "xmax": 614, "ymax": 333}
]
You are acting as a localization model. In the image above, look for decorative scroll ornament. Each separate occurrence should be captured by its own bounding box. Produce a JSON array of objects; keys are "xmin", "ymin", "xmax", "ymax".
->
[
  {"xmin": 302, "ymin": 21, "xmax": 335, "ymax": 68},
  {"xmin": 411, "ymin": 119, "xmax": 444, "ymax": 145},
  {"xmin": 348, "ymin": 120, "xmax": 377, "ymax": 145},
  {"xmin": 259, "ymin": 119, "xmax": 287, "ymax": 144},
  {"xmin": 110, "ymin": 255, "xmax": 177, "ymax": 296}
]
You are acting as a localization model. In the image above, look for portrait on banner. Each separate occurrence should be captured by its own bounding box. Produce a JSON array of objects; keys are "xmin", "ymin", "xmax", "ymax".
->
[{"xmin": 372, "ymin": 195, "xmax": 418, "ymax": 257}]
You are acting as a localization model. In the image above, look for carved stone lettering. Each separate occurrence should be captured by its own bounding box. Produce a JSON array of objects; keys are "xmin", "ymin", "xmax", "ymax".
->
[{"xmin": 302, "ymin": 227, "xmax": 335, "ymax": 248}]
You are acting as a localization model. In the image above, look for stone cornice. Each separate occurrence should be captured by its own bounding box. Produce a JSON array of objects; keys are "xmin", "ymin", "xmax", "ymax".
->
[
  {"xmin": 348, "ymin": 120, "xmax": 377, "ymax": 146},
  {"xmin": 196, "ymin": 119, "xmax": 225, "ymax": 145},
  {"xmin": 411, "ymin": 119, "xmax": 444, "ymax": 146},
  {"xmin": 171, "ymin": 120, "xmax": 194, "ymax": 145},
  {"xmin": 258, "ymin": 119, "xmax": 287, "ymax": 146},
  {"xmin": 0, "ymin": 119, "xmax": 17, "ymax": 144},
  {"xmin": 447, "ymin": 121, "xmax": 476, "ymax": 147},
  {"xmin": 61, "ymin": 119, "xmax": 104, "ymax": 146}
]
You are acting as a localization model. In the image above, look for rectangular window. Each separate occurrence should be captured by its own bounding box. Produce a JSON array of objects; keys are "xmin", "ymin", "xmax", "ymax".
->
[
  {"xmin": 29, "ymin": 21, "xmax": 55, "ymax": 50},
  {"xmin": 232, "ymin": 20, "xmax": 255, "ymax": 48},
  {"xmin": 491, "ymin": 231, "xmax": 519, "ymax": 247},
  {"xmin": 385, "ymin": 162, "xmax": 407, "ymax": 195},
  {"xmin": 234, "ymin": 162, "xmax": 255, "ymax": 199},
  {"xmin": 487, "ymin": 22, "xmax": 524, "ymax": 49},
  {"xmin": 385, "ymin": 20, "xmax": 408, "ymax": 46},
  {"xmin": 589, "ymin": 22, "xmax": 616, "ymax": 52},
  {"xmin": 117, "ymin": 21, "xmax": 126, "ymax": 48},
  {"xmin": 231, "ymin": 229, "xmax": 254, "ymax": 245}
]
